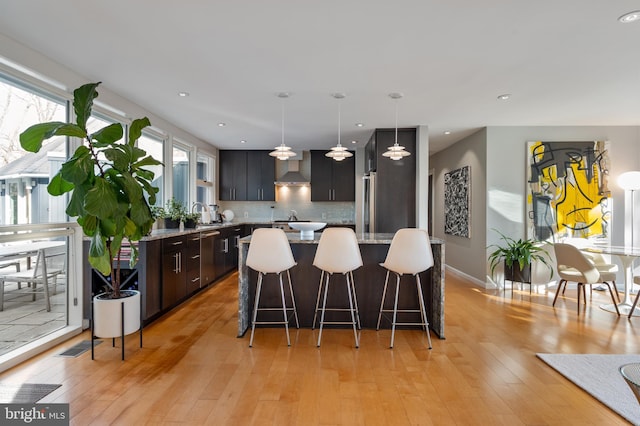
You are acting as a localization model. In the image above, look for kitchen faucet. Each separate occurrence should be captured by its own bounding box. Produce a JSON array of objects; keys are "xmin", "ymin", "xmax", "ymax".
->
[
  {"xmin": 288, "ymin": 210, "xmax": 298, "ymax": 221},
  {"xmin": 192, "ymin": 202, "xmax": 211, "ymax": 223}
]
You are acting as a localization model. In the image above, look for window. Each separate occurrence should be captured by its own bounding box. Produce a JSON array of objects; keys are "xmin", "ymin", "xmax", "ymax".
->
[
  {"xmin": 196, "ymin": 153, "xmax": 214, "ymax": 208},
  {"xmin": 172, "ymin": 142, "xmax": 190, "ymax": 208},
  {"xmin": 0, "ymin": 75, "xmax": 68, "ymax": 224},
  {"xmin": 137, "ymin": 133, "xmax": 165, "ymax": 207}
]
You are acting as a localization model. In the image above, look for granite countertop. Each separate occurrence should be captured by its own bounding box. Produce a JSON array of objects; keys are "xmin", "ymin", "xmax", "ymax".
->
[
  {"xmin": 142, "ymin": 220, "xmax": 357, "ymax": 241},
  {"xmin": 239, "ymin": 232, "xmax": 444, "ymax": 245}
]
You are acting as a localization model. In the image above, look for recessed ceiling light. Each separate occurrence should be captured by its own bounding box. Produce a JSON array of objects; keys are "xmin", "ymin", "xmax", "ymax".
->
[
  {"xmin": 351, "ymin": 140, "xmax": 357, "ymax": 144},
  {"xmin": 497, "ymin": 94, "xmax": 511, "ymax": 100},
  {"xmin": 240, "ymin": 140, "xmax": 246, "ymax": 144},
  {"xmin": 444, "ymin": 131, "xmax": 451, "ymax": 135},
  {"xmin": 355, "ymin": 123, "xmax": 364, "ymax": 127},
  {"xmin": 218, "ymin": 122, "xmax": 226, "ymax": 127},
  {"xmin": 178, "ymin": 91, "xmax": 189, "ymax": 97},
  {"xmin": 619, "ymin": 10, "xmax": 640, "ymax": 23}
]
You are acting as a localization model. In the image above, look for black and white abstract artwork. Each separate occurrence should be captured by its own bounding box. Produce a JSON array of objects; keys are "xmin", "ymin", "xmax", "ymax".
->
[{"xmin": 444, "ymin": 166, "xmax": 470, "ymax": 238}]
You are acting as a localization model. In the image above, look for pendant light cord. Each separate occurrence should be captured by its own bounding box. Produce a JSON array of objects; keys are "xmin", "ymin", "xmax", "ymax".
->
[
  {"xmin": 394, "ymin": 98, "xmax": 398, "ymax": 146},
  {"xmin": 337, "ymin": 99, "xmax": 342, "ymax": 147}
]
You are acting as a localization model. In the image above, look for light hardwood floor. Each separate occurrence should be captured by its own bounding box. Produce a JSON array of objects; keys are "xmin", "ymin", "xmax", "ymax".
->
[{"xmin": 1, "ymin": 271, "xmax": 638, "ymax": 425}]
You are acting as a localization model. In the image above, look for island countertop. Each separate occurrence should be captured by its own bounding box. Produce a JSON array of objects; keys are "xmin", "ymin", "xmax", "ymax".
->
[{"xmin": 237, "ymin": 232, "xmax": 445, "ymax": 340}]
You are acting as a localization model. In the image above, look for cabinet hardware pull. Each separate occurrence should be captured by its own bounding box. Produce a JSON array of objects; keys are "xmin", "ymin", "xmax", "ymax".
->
[
  {"xmin": 202, "ymin": 231, "xmax": 220, "ymax": 237},
  {"xmin": 191, "ymin": 237, "xmax": 200, "ymax": 241},
  {"xmin": 191, "ymin": 277, "xmax": 200, "ymax": 283},
  {"xmin": 191, "ymin": 254, "xmax": 200, "ymax": 259},
  {"xmin": 171, "ymin": 241, "xmax": 183, "ymax": 246},
  {"xmin": 178, "ymin": 252, "xmax": 182, "ymax": 272}
]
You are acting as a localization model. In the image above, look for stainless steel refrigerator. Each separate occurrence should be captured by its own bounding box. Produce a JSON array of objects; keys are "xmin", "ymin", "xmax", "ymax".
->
[{"xmin": 362, "ymin": 172, "xmax": 376, "ymax": 233}]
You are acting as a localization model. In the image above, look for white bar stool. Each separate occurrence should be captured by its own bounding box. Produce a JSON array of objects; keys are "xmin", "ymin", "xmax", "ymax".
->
[
  {"xmin": 247, "ymin": 228, "xmax": 299, "ymax": 347},
  {"xmin": 312, "ymin": 227, "xmax": 363, "ymax": 348},
  {"xmin": 376, "ymin": 228, "xmax": 434, "ymax": 349}
]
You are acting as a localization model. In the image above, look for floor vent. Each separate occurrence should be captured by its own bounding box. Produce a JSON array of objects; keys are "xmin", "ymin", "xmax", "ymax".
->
[{"xmin": 57, "ymin": 340, "xmax": 101, "ymax": 357}]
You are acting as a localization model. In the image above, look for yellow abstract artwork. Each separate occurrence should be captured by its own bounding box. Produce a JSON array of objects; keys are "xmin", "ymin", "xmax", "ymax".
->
[{"xmin": 527, "ymin": 140, "xmax": 610, "ymax": 241}]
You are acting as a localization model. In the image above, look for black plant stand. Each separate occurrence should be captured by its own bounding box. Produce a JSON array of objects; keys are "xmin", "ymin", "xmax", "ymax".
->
[
  {"xmin": 503, "ymin": 263, "xmax": 532, "ymax": 294},
  {"xmin": 91, "ymin": 294, "xmax": 143, "ymax": 360}
]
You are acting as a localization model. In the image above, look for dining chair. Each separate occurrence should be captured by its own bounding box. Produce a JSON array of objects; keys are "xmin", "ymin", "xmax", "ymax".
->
[
  {"xmin": 627, "ymin": 276, "xmax": 640, "ymax": 319},
  {"xmin": 246, "ymin": 228, "xmax": 299, "ymax": 347},
  {"xmin": 312, "ymin": 227, "xmax": 363, "ymax": 348},
  {"xmin": 561, "ymin": 238, "xmax": 619, "ymax": 301},
  {"xmin": 0, "ymin": 246, "xmax": 66, "ymax": 312},
  {"xmin": 552, "ymin": 243, "xmax": 620, "ymax": 315},
  {"xmin": 376, "ymin": 228, "xmax": 434, "ymax": 349}
]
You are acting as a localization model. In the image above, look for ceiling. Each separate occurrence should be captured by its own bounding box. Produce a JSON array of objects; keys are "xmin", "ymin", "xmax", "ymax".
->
[{"xmin": 1, "ymin": 1, "xmax": 639, "ymax": 154}]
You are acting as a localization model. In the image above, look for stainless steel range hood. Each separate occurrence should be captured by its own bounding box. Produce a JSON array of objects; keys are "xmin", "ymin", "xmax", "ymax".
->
[{"xmin": 274, "ymin": 160, "xmax": 309, "ymax": 186}]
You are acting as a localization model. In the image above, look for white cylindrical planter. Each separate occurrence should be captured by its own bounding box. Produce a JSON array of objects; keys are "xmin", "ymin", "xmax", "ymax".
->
[{"xmin": 93, "ymin": 290, "xmax": 141, "ymax": 338}]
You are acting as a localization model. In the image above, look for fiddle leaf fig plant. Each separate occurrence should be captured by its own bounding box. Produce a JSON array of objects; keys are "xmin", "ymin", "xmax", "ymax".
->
[{"xmin": 20, "ymin": 82, "xmax": 162, "ymax": 299}]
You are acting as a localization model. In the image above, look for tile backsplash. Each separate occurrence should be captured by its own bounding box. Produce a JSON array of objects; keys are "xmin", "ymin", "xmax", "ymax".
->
[{"xmin": 218, "ymin": 186, "xmax": 355, "ymax": 223}]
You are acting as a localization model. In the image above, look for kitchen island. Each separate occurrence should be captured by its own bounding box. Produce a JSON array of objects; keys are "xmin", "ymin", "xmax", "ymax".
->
[{"xmin": 237, "ymin": 233, "xmax": 445, "ymax": 339}]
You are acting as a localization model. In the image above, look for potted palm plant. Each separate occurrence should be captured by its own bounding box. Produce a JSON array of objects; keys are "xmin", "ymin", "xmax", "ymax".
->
[
  {"xmin": 20, "ymin": 82, "xmax": 162, "ymax": 353},
  {"xmin": 488, "ymin": 230, "xmax": 553, "ymax": 283}
]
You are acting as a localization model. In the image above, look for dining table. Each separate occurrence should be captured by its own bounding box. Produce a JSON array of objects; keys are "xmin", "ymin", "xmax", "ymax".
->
[
  {"xmin": 0, "ymin": 240, "xmax": 66, "ymax": 263},
  {"xmin": 582, "ymin": 244, "xmax": 640, "ymax": 315}
]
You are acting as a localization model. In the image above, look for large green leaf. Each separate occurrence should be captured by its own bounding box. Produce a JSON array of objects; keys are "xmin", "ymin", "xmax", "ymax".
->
[
  {"xmin": 74, "ymin": 82, "xmax": 100, "ymax": 130},
  {"xmin": 79, "ymin": 214, "xmax": 98, "ymax": 236},
  {"xmin": 91, "ymin": 123, "xmax": 123, "ymax": 146},
  {"xmin": 65, "ymin": 183, "xmax": 89, "ymax": 217},
  {"xmin": 103, "ymin": 147, "xmax": 130, "ymax": 171},
  {"xmin": 130, "ymin": 201, "xmax": 152, "ymax": 226},
  {"xmin": 134, "ymin": 155, "xmax": 163, "ymax": 169},
  {"xmin": 60, "ymin": 146, "xmax": 93, "ymax": 184},
  {"xmin": 47, "ymin": 173, "xmax": 74, "ymax": 196},
  {"xmin": 20, "ymin": 122, "xmax": 86, "ymax": 152},
  {"xmin": 121, "ymin": 172, "xmax": 143, "ymax": 201},
  {"xmin": 85, "ymin": 177, "xmax": 118, "ymax": 219},
  {"xmin": 128, "ymin": 117, "xmax": 151, "ymax": 146}
]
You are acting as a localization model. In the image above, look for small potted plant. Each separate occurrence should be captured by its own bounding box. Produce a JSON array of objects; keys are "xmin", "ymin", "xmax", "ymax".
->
[
  {"xmin": 163, "ymin": 198, "xmax": 187, "ymax": 229},
  {"xmin": 488, "ymin": 229, "xmax": 553, "ymax": 283},
  {"xmin": 183, "ymin": 212, "xmax": 201, "ymax": 229}
]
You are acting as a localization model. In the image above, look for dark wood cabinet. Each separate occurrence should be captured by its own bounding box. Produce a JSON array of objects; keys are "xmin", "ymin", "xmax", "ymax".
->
[
  {"xmin": 246, "ymin": 151, "xmax": 275, "ymax": 201},
  {"xmin": 372, "ymin": 128, "xmax": 416, "ymax": 233},
  {"xmin": 219, "ymin": 150, "xmax": 248, "ymax": 201},
  {"xmin": 200, "ymin": 230, "xmax": 218, "ymax": 286},
  {"xmin": 138, "ymin": 239, "xmax": 161, "ymax": 320},
  {"xmin": 186, "ymin": 233, "xmax": 201, "ymax": 295},
  {"xmin": 219, "ymin": 150, "xmax": 275, "ymax": 201},
  {"xmin": 162, "ymin": 235, "xmax": 187, "ymax": 308},
  {"xmin": 310, "ymin": 150, "xmax": 355, "ymax": 201}
]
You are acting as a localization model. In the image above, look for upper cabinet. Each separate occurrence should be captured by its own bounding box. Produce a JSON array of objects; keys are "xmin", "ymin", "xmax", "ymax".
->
[
  {"xmin": 310, "ymin": 150, "xmax": 355, "ymax": 201},
  {"xmin": 246, "ymin": 150, "xmax": 275, "ymax": 201},
  {"xmin": 219, "ymin": 150, "xmax": 275, "ymax": 201}
]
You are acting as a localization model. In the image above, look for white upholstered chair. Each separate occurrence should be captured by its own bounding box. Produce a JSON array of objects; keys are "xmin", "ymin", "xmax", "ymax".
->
[
  {"xmin": 376, "ymin": 228, "xmax": 434, "ymax": 349},
  {"xmin": 552, "ymin": 243, "xmax": 619, "ymax": 315},
  {"xmin": 246, "ymin": 228, "xmax": 299, "ymax": 347},
  {"xmin": 312, "ymin": 227, "xmax": 363, "ymax": 348}
]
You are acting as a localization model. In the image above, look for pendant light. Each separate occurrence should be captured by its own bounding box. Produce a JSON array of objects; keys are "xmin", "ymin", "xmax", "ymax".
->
[
  {"xmin": 383, "ymin": 92, "xmax": 411, "ymax": 160},
  {"xmin": 326, "ymin": 93, "xmax": 353, "ymax": 162},
  {"xmin": 269, "ymin": 92, "xmax": 296, "ymax": 160}
]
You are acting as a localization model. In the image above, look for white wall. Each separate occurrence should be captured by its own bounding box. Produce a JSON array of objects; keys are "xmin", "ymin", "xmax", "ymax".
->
[
  {"xmin": 431, "ymin": 125, "xmax": 640, "ymax": 287},
  {"xmin": 430, "ymin": 129, "xmax": 487, "ymax": 284}
]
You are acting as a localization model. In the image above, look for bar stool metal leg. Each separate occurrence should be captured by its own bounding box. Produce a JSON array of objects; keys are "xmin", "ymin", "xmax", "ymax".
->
[
  {"xmin": 278, "ymin": 272, "xmax": 291, "ymax": 346},
  {"xmin": 286, "ymin": 270, "xmax": 300, "ymax": 329},
  {"xmin": 249, "ymin": 272, "xmax": 264, "ymax": 347},
  {"xmin": 349, "ymin": 271, "xmax": 361, "ymax": 330},
  {"xmin": 416, "ymin": 274, "xmax": 432, "ymax": 349},
  {"xmin": 390, "ymin": 273, "xmax": 401, "ymax": 348},
  {"xmin": 376, "ymin": 270, "xmax": 391, "ymax": 330},
  {"xmin": 317, "ymin": 272, "xmax": 330, "ymax": 347},
  {"xmin": 346, "ymin": 272, "xmax": 359, "ymax": 348},
  {"xmin": 312, "ymin": 270, "xmax": 325, "ymax": 329}
]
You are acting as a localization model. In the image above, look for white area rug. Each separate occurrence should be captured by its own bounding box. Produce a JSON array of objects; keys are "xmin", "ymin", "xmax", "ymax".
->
[{"xmin": 537, "ymin": 353, "xmax": 640, "ymax": 425}]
